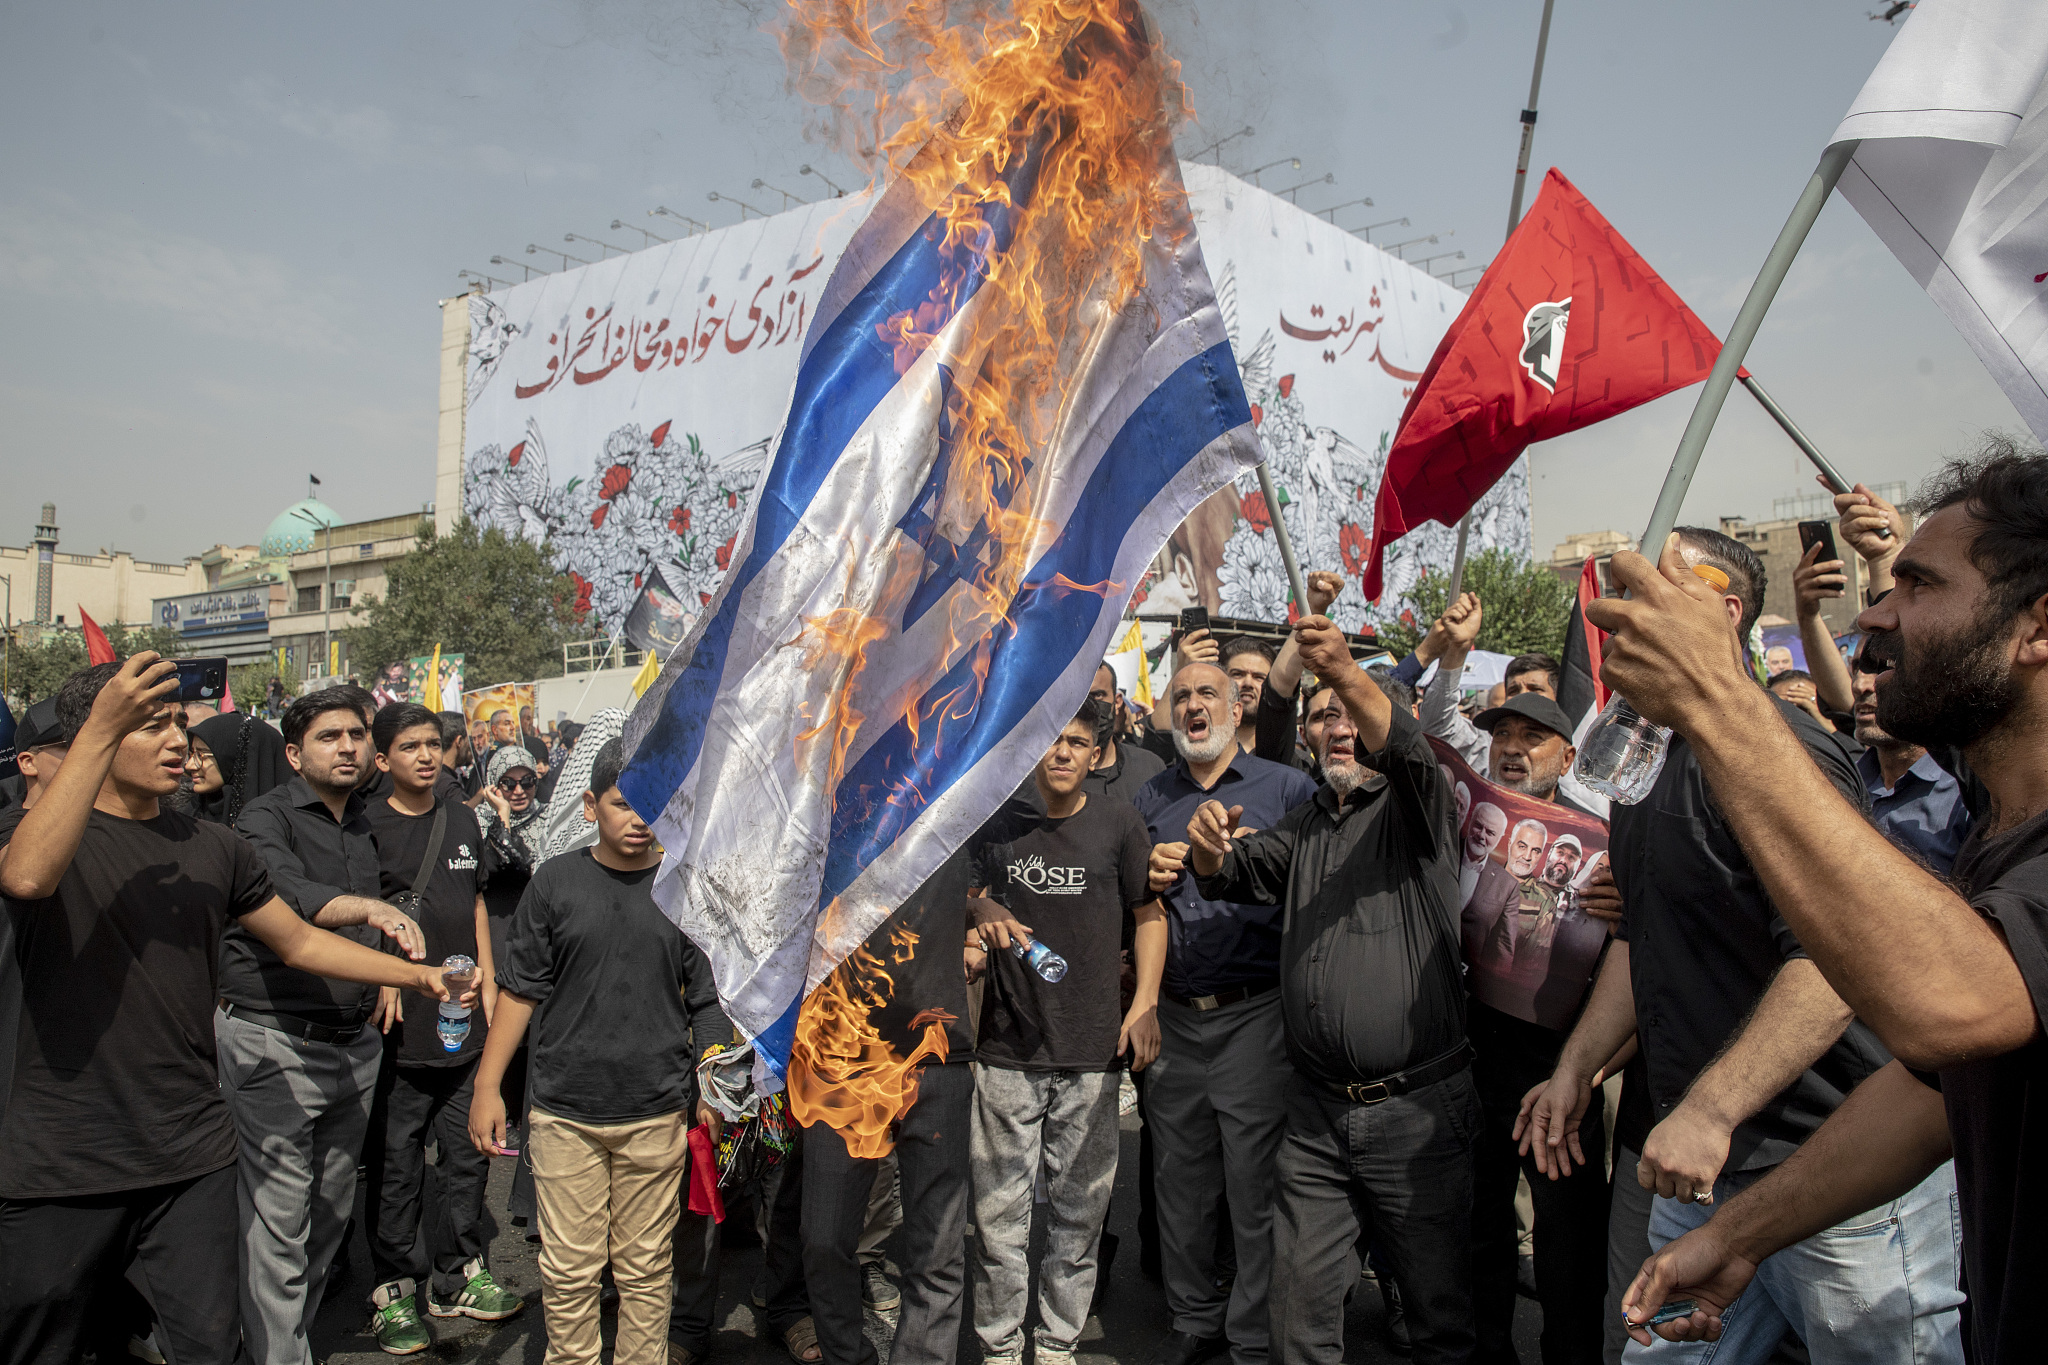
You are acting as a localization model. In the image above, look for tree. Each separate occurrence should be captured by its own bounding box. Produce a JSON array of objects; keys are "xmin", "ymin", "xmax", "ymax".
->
[
  {"xmin": 5, "ymin": 622, "xmax": 187, "ymax": 709},
  {"xmin": 345, "ymin": 518, "xmax": 582, "ymax": 689},
  {"xmin": 1374, "ymin": 548, "xmax": 1573, "ymax": 661}
]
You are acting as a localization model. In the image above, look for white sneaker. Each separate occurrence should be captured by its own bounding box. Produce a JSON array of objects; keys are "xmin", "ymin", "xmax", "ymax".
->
[{"xmin": 127, "ymin": 1334, "xmax": 166, "ymax": 1365}]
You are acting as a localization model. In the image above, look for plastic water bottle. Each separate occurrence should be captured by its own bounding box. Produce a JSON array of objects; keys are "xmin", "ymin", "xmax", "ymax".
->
[
  {"xmin": 1572, "ymin": 562, "xmax": 1731, "ymax": 805},
  {"xmin": 1010, "ymin": 932, "xmax": 1068, "ymax": 983},
  {"xmin": 437, "ymin": 955, "xmax": 477, "ymax": 1052}
]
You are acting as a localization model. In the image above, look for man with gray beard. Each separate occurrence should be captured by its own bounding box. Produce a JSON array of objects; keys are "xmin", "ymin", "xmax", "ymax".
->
[
  {"xmin": 1189, "ymin": 615, "xmax": 1477, "ymax": 1365},
  {"xmin": 1135, "ymin": 664, "xmax": 1315, "ymax": 1365}
]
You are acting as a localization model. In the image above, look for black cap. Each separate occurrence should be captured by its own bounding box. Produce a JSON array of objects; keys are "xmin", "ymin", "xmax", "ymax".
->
[
  {"xmin": 1473, "ymin": 692, "xmax": 1576, "ymax": 743},
  {"xmin": 14, "ymin": 699, "xmax": 64, "ymax": 751}
]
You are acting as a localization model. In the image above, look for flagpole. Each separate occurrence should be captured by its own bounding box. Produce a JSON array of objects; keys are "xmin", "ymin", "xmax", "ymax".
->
[
  {"xmin": 1737, "ymin": 373, "xmax": 1851, "ymax": 493},
  {"xmin": 1637, "ymin": 141, "xmax": 1860, "ymax": 556},
  {"xmin": 1256, "ymin": 463, "xmax": 1311, "ymax": 617},
  {"xmin": 1445, "ymin": 0, "xmax": 1559, "ymax": 604}
]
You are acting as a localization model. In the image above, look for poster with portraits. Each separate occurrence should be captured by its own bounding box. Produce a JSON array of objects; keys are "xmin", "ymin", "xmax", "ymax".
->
[
  {"xmin": 462, "ymin": 682, "xmax": 540, "ymax": 756},
  {"xmin": 1432, "ymin": 737, "xmax": 1611, "ymax": 1031}
]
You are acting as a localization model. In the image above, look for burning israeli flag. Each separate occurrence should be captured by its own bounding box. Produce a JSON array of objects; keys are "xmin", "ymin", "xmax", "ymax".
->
[{"xmin": 619, "ymin": 0, "xmax": 1259, "ymax": 1092}]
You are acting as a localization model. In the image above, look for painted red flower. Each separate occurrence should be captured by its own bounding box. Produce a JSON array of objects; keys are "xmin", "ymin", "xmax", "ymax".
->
[
  {"xmin": 1278, "ymin": 374, "xmax": 1295, "ymax": 399},
  {"xmin": 1249, "ymin": 402, "xmax": 1264, "ymax": 427},
  {"xmin": 599, "ymin": 464, "xmax": 632, "ymax": 501},
  {"xmin": 726, "ymin": 491, "xmax": 738, "ymax": 509},
  {"xmin": 590, "ymin": 505, "xmax": 609, "ymax": 529},
  {"xmin": 715, "ymin": 535, "xmax": 736, "ymax": 571},
  {"xmin": 634, "ymin": 573, "xmax": 643, "ymax": 589},
  {"xmin": 1338, "ymin": 522, "xmax": 1370, "ymax": 575},
  {"xmin": 570, "ymin": 571, "xmax": 593, "ymax": 616},
  {"xmin": 668, "ymin": 505, "xmax": 691, "ymax": 534},
  {"xmin": 1240, "ymin": 490, "xmax": 1272, "ymax": 534},
  {"xmin": 650, "ymin": 421, "xmax": 672, "ymax": 448},
  {"xmin": 1399, "ymin": 607, "xmax": 1417, "ymax": 630},
  {"xmin": 508, "ymin": 441, "xmax": 525, "ymax": 468}
]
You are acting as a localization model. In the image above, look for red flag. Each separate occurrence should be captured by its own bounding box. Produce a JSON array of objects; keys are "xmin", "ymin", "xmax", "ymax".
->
[
  {"xmin": 1361, "ymin": 169, "xmax": 1727, "ymax": 601},
  {"xmin": 79, "ymin": 608, "xmax": 117, "ymax": 666},
  {"xmin": 221, "ymin": 679, "xmax": 238, "ymax": 714}
]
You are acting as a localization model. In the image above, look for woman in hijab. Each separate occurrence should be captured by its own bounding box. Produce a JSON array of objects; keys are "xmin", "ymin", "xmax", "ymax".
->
[
  {"xmin": 475, "ymin": 742, "xmax": 549, "ymax": 1222},
  {"xmin": 189, "ymin": 712, "xmax": 291, "ymax": 827}
]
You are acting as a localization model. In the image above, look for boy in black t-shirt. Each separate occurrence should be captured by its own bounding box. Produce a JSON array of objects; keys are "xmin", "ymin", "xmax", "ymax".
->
[
  {"xmin": 360, "ymin": 704, "xmax": 524, "ymax": 1352},
  {"xmin": 966, "ymin": 699, "xmax": 1163, "ymax": 1365},
  {"xmin": 467, "ymin": 740, "xmax": 730, "ymax": 1365},
  {"xmin": 0, "ymin": 657, "xmax": 470, "ymax": 1365}
]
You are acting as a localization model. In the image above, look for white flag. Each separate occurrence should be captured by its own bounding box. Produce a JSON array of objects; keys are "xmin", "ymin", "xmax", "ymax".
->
[{"xmin": 1829, "ymin": 0, "xmax": 2048, "ymax": 441}]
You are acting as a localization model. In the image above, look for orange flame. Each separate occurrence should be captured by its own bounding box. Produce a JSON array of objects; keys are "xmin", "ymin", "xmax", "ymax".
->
[
  {"xmin": 777, "ymin": 0, "xmax": 1187, "ymax": 1150},
  {"xmin": 786, "ymin": 928, "xmax": 954, "ymax": 1157}
]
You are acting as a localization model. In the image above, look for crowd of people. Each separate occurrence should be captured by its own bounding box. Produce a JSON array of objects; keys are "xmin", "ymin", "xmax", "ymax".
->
[{"xmin": 2, "ymin": 440, "xmax": 2046, "ymax": 1365}]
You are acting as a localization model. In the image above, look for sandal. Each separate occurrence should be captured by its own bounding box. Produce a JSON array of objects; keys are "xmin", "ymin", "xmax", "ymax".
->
[{"xmin": 782, "ymin": 1315, "xmax": 822, "ymax": 1364}]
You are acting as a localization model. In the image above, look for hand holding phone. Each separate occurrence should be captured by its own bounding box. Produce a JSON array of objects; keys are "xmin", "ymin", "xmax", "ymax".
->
[{"xmin": 1796, "ymin": 520, "xmax": 1839, "ymax": 567}]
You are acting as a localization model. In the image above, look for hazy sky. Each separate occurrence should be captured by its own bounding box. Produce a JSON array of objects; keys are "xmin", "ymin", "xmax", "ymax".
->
[{"xmin": 0, "ymin": 0, "xmax": 2023, "ymax": 566}]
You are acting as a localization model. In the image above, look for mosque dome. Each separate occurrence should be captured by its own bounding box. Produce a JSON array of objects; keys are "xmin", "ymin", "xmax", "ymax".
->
[{"xmin": 260, "ymin": 498, "xmax": 342, "ymax": 557}]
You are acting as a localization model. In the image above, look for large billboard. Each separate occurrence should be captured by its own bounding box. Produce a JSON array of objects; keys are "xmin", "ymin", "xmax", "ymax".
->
[
  {"xmin": 155, "ymin": 587, "xmax": 270, "ymax": 639},
  {"xmin": 459, "ymin": 164, "xmax": 1528, "ymax": 637}
]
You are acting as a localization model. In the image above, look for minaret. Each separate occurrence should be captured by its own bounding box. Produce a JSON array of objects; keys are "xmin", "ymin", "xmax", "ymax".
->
[{"xmin": 32, "ymin": 502, "xmax": 58, "ymax": 625}]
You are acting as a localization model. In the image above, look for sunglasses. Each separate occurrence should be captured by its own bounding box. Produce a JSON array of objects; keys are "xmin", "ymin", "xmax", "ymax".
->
[{"xmin": 499, "ymin": 775, "xmax": 538, "ymax": 792}]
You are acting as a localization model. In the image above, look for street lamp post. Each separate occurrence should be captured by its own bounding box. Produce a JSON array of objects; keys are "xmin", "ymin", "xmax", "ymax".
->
[
  {"xmin": 0, "ymin": 573, "xmax": 11, "ymax": 696},
  {"xmin": 290, "ymin": 508, "xmax": 334, "ymax": 680},
  {"xmin": 1356, "ymin": 216, "xmax": 1409, "ymax": 242}
]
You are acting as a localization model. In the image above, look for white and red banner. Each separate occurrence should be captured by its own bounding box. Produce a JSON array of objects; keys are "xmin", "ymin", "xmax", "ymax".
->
[{"xmin": 458, "ymin": 164, "xmax": 1531, "ymax": 638}]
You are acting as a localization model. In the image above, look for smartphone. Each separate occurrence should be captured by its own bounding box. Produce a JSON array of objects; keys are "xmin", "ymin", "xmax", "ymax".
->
[
  {"xmin": 1637, "ymin": 1299, "xmax": 1700, "ymax": 1327},
  {"xmin": 1179, "ymin": 605, "xmax": 1210, "ymax": 637},
  {"xmin": 1798, "ymin": 519, "xmax": 1839, "ymax": 565},
  {"xmin": 175, "ymin": 657, "xmax": 230, "ymax": 704}
]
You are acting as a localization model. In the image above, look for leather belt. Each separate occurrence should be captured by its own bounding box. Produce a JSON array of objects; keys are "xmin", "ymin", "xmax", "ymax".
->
[
  {"xmin": 219, "ymin": 1000, "xmax": 365, "ymax": 1046},
  {"xmin": 1162, "ymin": 982, "xmax": 1279, "ymax": 1012},
  {"xmin": 1320, "ymin": 1041, "xmax": 1473, "ymax": 1106}
]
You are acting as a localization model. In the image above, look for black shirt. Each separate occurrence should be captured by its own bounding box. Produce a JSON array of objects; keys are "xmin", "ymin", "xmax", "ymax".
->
[
  {"xmin": 365, "ymin": 797, "xmax": 488, "ymax": 1067},
  {"xmin": 0, "ymin": 805, "xmax": 274, "ymax": 1198},
  {"xmin": 1132, "ymin": 748, "xmax": 1318, "ymax": 999},
  {"xmin": 497, "ymin": 849, "xmax": 730, "ymax": 1124},
  {"xmin": 1613, "ymin": 696, "xmax": 1885, "ymax": 1171},
  {"xmin": 1253, "ymin": 676, "xmax": 1319, "ymax": 777},
  {"xmin": 1938, "ymin": 803, "xmax": 2048, "ymax": 1365},
  {"xmin": 867, "ymin": 848, "xmax": 976, "ymax": 1062},
  {"xmin": 1195, "ymin": 704, "xmax": 1465, "ymax": 1085},
  {"xmin": 227, "ymin": 777, "xmax": 385, "ymax": 1025},
  {"xmin": 970, "ymin": 797, "xmax": 1152, "ymax": 1071}
]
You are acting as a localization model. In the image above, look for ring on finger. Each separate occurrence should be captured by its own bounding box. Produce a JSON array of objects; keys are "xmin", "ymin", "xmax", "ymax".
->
[{"xmin": 1691, "ymin": 1189, "xmax": 1713, "ymax": 1205}]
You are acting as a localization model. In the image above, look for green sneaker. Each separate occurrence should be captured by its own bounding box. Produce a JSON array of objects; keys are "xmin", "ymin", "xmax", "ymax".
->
[
  {"xmin": 428, "ymin": 1260, "xmax": 526, "ymax": 1321},
  {"xmin": 368, "ymin": 1281, "xmax": 431, "ymax": 1355}
]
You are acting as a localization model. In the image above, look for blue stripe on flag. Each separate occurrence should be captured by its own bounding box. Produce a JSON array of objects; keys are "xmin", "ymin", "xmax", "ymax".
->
[
  {"xmin": 815, "ymin": 338, "xmax": 1250, "ymax": 909},
  {"xmin": 620, "ymin": 151, "xmax": 1047, "ymax": 826}
]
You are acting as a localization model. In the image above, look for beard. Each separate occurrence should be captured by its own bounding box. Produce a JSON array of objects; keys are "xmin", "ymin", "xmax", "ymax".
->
[
  {"xmin": 1495, "ymin": 765, "xmax": 1561, "ymax": 800},
  {"xmin": 1173, "ymin": 723, "xmax": 1234, "ymax": 764},
  {"xmin": 1871, "ymin": 609, "xmax": 2020, "ymax": 750}
]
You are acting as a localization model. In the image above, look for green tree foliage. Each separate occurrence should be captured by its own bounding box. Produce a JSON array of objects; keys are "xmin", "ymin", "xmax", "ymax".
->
[
  {"xmin": 5, "ymin": 622, "xmax": 187, "ymax": 708},
  {"xmin": 344, "ymin": 518, "xmax": 582, "ymax": 689},
  {"xmin": 1375, "ymin": 548, "xmax": 1574, "ymax": 661}
]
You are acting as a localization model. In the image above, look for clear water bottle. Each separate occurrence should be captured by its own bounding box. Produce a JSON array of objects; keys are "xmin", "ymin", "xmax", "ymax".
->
[
  {"xmin": 1573, "ymin": 563, "xmax": 1730, "ymax": 805},
  {"xmin": 437, "ymin": 954, "xmax": 477, "ymax": 1052},
  {"xmin": 1010, "ymin": 932, "xmax": 1069, "ymax": 983}
]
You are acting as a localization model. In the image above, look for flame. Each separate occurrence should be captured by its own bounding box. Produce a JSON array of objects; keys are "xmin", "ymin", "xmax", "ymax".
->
[
  {"xmin": 786, "ymin": 928, "xmax": 954, "ymax": 1157},
  {"xmin": 776, "ymin": 0, "xmax": 1187, "ymax": 1151}
]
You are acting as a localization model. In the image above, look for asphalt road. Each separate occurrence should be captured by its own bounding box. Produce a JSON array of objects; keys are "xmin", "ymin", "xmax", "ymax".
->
[{"xmin": 312, "ymin": 1111, "xmax": 1542, "ymax": 1364}]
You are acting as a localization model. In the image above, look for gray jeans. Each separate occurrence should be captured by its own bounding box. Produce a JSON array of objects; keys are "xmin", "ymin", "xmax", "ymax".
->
[
  {"xmin": 1149, "ymin": 991, "xmax": 1288, "ymax": 1365},
  {"xmin": 969, "ymin": 1065, "xmax": 1120, "ymax": 1360},
  {"xmin": 215, "ymin": 1007, "xmax": 381, "ymax": 1365}
]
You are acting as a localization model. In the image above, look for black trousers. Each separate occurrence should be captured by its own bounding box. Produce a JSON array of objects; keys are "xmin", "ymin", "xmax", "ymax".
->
[
  {"xmin": 798, "ymin": 1061, "xmax": 974, "ymax": 1365},
  {"xmin": 1468, "ymin": 1008, "xmax": 1608, "ymax": 1365},
  {"xmin": 668, "ymin": 1140, "xmax": 723, "ymax": 1355},
  {"xmin": 362, "ymin": 1053, "xmax": 492, "ymax": 1298},
  {"xmin": 1269, "ymin": 1068, "xmax": 1482, "ymax": 1365},
  {"xmin": 0, "ymin": 1163, "xmax": 241, "ymax": 1365}
]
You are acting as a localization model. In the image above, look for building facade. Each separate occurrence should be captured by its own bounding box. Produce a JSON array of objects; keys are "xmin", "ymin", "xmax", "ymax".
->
[{"xmin": 1, "ymin": 502, "xmax": 207, "ymax": 633}]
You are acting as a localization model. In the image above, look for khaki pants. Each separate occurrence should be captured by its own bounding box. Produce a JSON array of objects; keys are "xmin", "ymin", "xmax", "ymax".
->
[{"xmin": 529, "ymin": 1108, "xmax": 689, "ymax": 1365}]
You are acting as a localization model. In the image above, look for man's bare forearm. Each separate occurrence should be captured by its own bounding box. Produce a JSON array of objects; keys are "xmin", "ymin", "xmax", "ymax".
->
[
  {"xmin": 1797, "ymin": 610, "xmax": 1854, "ymax": 715},
  {"xmin": 0, "ymin": 728, "xmax": 122, "ymax": 899},
  {"xmin": 1679, "ymin": 960, "xmax": 1851, "ymax": 1130},
  {"xmin": 474, "ymin": 991, "xmax": 537, "ymax": 1097},
  {"xmin": 1700, "ymin": 1061, "xmax": 1951, "ymax": 1268},
  {"xmin": 1332, "ymin": 666, "xmax": 1393, "ymax": 754},
  {"xmin": 311, "ymin": 894, "xmax": 393, "ymax": 928},
  {"xmin": 1681, "ymin": 687, "xmax": 2033, "ymax": 1067},
  {"xmin": 1131, "ymin": 904, "xmax": 1166, "ymax": 1010},
  {"xmin": 1557, "ymin": 942, "xmax": 1637, "ymax": 1083}
]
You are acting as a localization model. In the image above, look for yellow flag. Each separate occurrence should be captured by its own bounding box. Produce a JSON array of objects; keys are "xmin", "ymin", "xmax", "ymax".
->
[
  {"xmin": 1113, "ymin": 619, "xmax": 1152, "ymax": 709},
  {"xmin": 428, "ymin": 643, "xmax": 443, "ymax": 708},
  {"xmin": 629, "ymin": 647, "xmax": 662, "ymax": 702}
]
